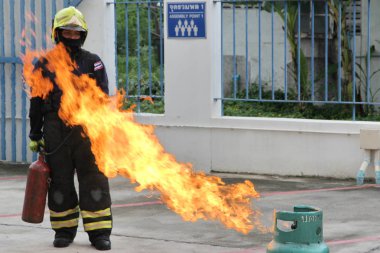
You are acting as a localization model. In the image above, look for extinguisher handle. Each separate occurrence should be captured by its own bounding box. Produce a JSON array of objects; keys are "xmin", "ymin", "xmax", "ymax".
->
[
  {"xmin": 38, "ymin": 145, "xmax": 47, "ymax": 155},
  {"xmin": 38, "ymin": 147, "xmax": 46, "ymax": 161}
]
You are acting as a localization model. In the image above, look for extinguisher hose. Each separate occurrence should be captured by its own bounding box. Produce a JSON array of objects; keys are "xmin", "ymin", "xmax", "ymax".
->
[{"xmin": 41, "ymin": 130, "xmax": 74, "ymax": 156}]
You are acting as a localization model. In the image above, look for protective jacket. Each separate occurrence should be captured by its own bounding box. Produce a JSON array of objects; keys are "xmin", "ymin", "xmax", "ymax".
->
[{"xmin": 29, "ymin": 48, "xmax": 108, "ymax": 141}]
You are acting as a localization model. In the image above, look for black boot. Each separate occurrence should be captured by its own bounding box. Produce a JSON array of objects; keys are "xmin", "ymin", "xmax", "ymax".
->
[
  {"xmin": 53, "ymin": 231, "xmax": 75, "ymax": 248},
  {"xmin": 92, "ymin": 238, "xmax": 111, "ymax": 251},
  {"xmin": 88, "ymin": 229, "xmax": 112, "ymax": 251},
  {"xmin": 53, "ymin": 237, "xmax": 73, "ymax": 248}
]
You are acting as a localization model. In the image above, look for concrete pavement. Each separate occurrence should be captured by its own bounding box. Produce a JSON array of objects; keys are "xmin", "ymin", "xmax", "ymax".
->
[{"xmin": 1, "ymin": 162, "xmax": 379, "ymax": 253}]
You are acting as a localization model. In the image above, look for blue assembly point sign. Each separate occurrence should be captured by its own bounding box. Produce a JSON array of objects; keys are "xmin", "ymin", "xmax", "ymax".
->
[{"xmin": 167, "ymin": 2, "xmax": 206, "ymax": 39}]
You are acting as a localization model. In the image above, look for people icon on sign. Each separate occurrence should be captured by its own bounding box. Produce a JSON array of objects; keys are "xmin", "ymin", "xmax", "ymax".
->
[{"xmin": 174, "ymin": 19, "xmax": 198, "ymax": 37}]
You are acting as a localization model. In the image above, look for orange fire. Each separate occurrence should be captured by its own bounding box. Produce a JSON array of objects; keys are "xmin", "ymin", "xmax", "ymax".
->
[{"xmin": 22, "ymin": 44, "xmax": 265, "ymax": 234}]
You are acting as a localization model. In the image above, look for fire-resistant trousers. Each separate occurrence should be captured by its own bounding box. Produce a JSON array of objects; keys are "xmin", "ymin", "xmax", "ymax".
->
[{"xmin": 43, "ymin": 113, "xmax": 112, "ymax": 242}]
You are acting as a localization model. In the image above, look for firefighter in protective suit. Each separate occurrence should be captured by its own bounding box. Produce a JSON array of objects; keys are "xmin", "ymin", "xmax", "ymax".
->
[{"xmin": 28, "ymin": 7, "xmax": 112, "ymax": 250}]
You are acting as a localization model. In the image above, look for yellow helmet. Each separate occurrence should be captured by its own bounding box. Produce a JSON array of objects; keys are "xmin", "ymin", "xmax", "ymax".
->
[{"xmin": 51, "ymin": 6, "xmax": 88, "ymax": 43}]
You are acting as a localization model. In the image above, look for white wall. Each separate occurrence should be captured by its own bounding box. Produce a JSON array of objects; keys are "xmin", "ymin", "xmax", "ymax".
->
[
  {"xmin": 136, "ymin": 114, "xmax": 380, "ymax": 178},
  {"xmin": 222, "ymin": 7, "xmax": 288, "ymax": 88}
]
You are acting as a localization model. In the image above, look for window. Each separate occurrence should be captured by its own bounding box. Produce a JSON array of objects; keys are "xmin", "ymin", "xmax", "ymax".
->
[
  {"xmin": 345, "ymin": 0, "xmax": 361, "ymax": 35},
  {"xmin": 297, "ymin": 0, "xmax": 361, "ymax": 37}
]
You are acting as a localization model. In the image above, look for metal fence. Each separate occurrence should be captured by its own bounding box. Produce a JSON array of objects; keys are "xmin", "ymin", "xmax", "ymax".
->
[
  {"xmin": 0, "ymin": 0, "xmax": 79, "ymax": 162},
  {"xmin": 217, "ymin": 0, "xmax": 380, "ymax": 120},
  {"xmin": 109, "ymin": 0, "xmax": 165, "ymax": 113}
]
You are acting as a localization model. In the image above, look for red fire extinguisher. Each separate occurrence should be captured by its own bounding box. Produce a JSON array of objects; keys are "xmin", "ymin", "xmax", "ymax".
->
[{"xmin": 22, "ymin": 153, "xmax": 51, "ymax": 223}]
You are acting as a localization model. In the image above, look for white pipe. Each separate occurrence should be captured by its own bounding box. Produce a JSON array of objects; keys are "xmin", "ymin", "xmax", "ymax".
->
[{"xmin": 359, "ymin": 149, "xmax": 372, "ymax": 172}]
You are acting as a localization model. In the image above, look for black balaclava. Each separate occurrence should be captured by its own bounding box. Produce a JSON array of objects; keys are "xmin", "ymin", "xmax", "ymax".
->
[{"xmin": 57, "ymin": 29, "xmax": 83, "ymax": 53}]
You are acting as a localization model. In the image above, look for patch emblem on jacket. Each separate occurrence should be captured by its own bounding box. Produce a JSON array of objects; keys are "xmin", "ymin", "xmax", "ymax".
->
[{"xmin": 94, "ymin": 61, "xmax": 104, "ymax": 71}]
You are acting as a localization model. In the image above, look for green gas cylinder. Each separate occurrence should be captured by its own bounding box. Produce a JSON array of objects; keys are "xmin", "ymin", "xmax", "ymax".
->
[{"xmin": 266, "ymin": 205, "xmax": 329, "ymax": 253}]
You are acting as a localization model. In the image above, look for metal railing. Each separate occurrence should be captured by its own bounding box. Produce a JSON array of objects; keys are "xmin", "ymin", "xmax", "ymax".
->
[
  {"xmin": 216, "ymin": 0, "xmax": 379, "ymax": 120},
  {"xmin": 108, "ymin": 0, "xmax": 165, "ymax": 113},
  {"xmin": 0, "ymin": 0, "xmax": 72, "ymax": 162}
]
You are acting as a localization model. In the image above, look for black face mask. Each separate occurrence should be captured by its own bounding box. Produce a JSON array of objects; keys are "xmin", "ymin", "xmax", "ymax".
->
[{"xmin": 57, "ymin": 32, "xmax": 82, "ymax": 52}]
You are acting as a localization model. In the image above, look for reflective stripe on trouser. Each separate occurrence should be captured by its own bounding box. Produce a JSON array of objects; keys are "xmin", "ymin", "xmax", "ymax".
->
[
  {"xmin": 81, "ymin": 208, "xmax": 112, "ymax": 232},
  {"xmin": 50, "ymin": 205, "xmax": 80, "ymax": 229}
]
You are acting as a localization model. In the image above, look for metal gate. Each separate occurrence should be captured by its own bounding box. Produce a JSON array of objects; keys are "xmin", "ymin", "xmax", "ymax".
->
[
  {"xmin": 0, "ymin": 0, "xmax": 81, "ymax": 162},
  {"xmin": 217, "ymin": 0, "xmax": 379, "ymax": 120},
  {"xmin": 110, "ymin": 0, "xmax": 165, "ymax": 113}
]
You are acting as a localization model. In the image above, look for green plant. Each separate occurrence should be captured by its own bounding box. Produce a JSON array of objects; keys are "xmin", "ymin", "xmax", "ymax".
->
[
  {"xmin": 328, "ymin": 0, "xmax": 355, "ymax": 101},
  {"xmin": 224, "ymin": 84, "xmax": 355, "ymax": 120},
  {"xmin": 263, "ymin": 1, "xmax": 309, "ymax": 101},
  {"xmin": 355, "ymin": 45, "xmax": 380, "ymax": 114},
  {"xmin": 115, "ymin": 1, "xmax": 164, "ymax": 113}
]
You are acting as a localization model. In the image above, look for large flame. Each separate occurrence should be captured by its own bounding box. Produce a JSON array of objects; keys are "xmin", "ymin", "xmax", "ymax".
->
[{"xmin": 23, "ymin": 44, "xmax": 264, "ymax": 234}]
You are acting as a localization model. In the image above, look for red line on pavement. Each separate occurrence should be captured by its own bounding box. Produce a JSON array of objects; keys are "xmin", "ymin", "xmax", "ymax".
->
[
  {"xmin": 112, "ymin": 200, "xmax": 162, "ymax": 208},
  {"xmin": 327, "ymin": 235, "xmax": 380, "ymax": 246},
  {"xmin": 0, "ymin": 176, "xmax": 26, "ymax": 181},
  {"xmin": 261, "ymin": 184, "xmax": 378, "ymax": 197},
  {"xmin": 0, "ymin": 201, "xmax": 163, "ymax": 218},
  {"xmin": 223, "ymin": 247, "xmax": 265, "ymax": 253},
  {"xmin": 1, "ymin": 185, "xmax": 378, "ymax": 221},
  {"xmin": 0, "ymin": 213, "xmax": 22, "ymax": 218},
  {"xmin": 224, "ymin": 235, "xmax": 380, "ymax": 253}
]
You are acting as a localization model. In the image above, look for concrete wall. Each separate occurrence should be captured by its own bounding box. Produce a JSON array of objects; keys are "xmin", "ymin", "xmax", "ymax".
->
[{"xmin": 135, "ymin": 114, "xmax": 380, "ymax": 178}]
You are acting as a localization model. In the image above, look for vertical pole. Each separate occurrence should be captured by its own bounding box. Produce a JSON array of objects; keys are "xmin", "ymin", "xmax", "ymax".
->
[
  {"xmin": 258, "ymin": 1, "xmax": 262, "ymax": 100},
  {"xmin": 21, "ymin": 0, "xmax": 27, "ymax": 162},
  {"xmin": 52, "ymin": 0, "xmax": 56, "ymax": 18},
  {"xmin": 338, "ymin": 0, "xmax": 342, "ymax": 102},
  {"xmin": 245, "ymin": 3, "xmax": 248, "ymax": 99},
  {"xmin": 159, "ymin": 0, "xmax": 164, "ymax": 97},
  {"xmin": 232, "ymin": 2, "xmax": 236, "ymax": 98},
  {"xmin": 148, "ymin": 1, "xmax": 152, "ymax": 95},
  {"xmin": 221, "ymin": 1, "xmax": 224, "ymax": 115},
  {"xmin": 10, "ymin": 0, "xmax": 16, "ymax": 161},
  {"xmin": 31, "ymin": 0, "xmax": 37, "ymax": 161},
  {"xmin": 0, "ymin": 0, "xmax": 5, "ymax": 160},
  {"xmin": 297, "ymin": 0, "xmax": 301, "ymax": 101},
  {"xmin": 114, "ymin": 2, "xmax": 118, "ymax": 93},
  {"xmin": 136, "ymin": 1, "xmax": 141, "ymax": 112},
  {"xmin": 311, "ymin": 0, "xmax": 315, "ymax": 101},
  {"xmin": 41, "ymin": 0, "xmax": 47, "ymax": 49},
  {"xmin": 125, "ymin": 3, "xmax": 129, "ymax": 95},
  {"xmin": 324, "ymin": 0, "xmax": 328, "ymax": 101},
  {"xmin": 366, "ymin": 0, "xmax": 371, "ymax": 103},
  {"xmin": 352, "ymin": 0, "xmax": 356, "ymax": 120},
  {"xmin": 271, "ymin": 1, "xmax": 274, "ymax": 100},
  {"xmin": 284, "ymin": 1, "xmax": 287, "ymax": 100}
]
